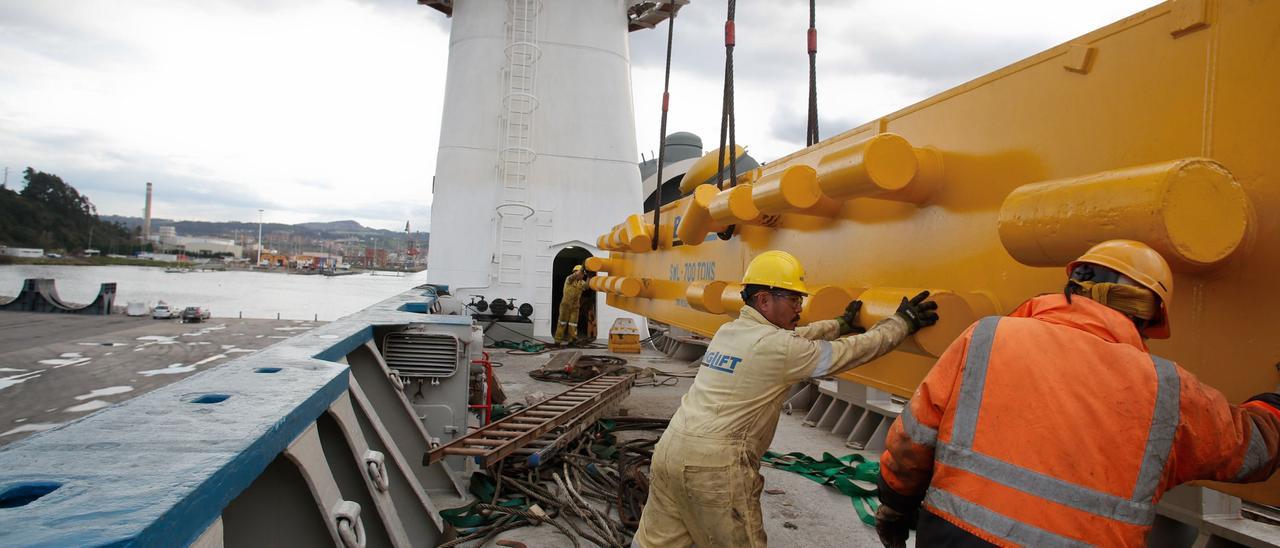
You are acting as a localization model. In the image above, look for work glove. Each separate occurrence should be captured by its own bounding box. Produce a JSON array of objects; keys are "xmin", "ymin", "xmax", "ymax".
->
[
  {"xmin": 875, "ymin": 504, "xmax": 910, "ymax": 548},
  {"xmin": 895, "ymin": 291, "xmax": 939, "ymax": 334},
  {"xmin": 1243, "ymin": 393, "xmax": 1280, "ymax": 419},
  {"xmin": 1245, "ymin": 393, "xmax": 1280, "ymax": 409},
  {"xmin": 835, "ymin": 300, "xmax": 866, "ymax": 335}
]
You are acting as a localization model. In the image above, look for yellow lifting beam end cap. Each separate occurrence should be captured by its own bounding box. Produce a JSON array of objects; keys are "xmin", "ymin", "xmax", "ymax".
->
[
  {"xmin": 817, "ymin": 133, "xmax": 919, "ymax": 200},
  {"xmin": 686, "ymin": 280, "xmax": 729, "ymax": 314},
  {"xmin": 752, "ymin": 165, "xmax": 822, "ymax": 215},
  {"xmin": 998, "ymin": 158, "xmax": 1250, "ymax": 271},
  {"xmin": 709, "ymin": 184, "xmax": 760, "ymax": 224},
  {"xmin": 679, "ymin": 145, "xmax": 747, "ymax": 194}
]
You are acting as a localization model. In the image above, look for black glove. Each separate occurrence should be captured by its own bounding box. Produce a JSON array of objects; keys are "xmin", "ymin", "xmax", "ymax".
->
[
  {"xmin": 896, "ymin": 291, "xmax": 939, "ymax": 334},
  {"xmin": 1245, "ymin": 393, "xmax": 1280, "ymax": 411},
  {"xmin": 875, "ymin": 504, "xmax": 910, "ymax": 548},
  {"xmin": 836, "ymin": 300, "xmax": 865, "ymax": 335}
]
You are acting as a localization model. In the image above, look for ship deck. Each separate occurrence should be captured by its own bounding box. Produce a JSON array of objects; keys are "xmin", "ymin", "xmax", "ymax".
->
[{"xmin": 443, "ymin": 345, "xmax": 891, "ymax": 547}]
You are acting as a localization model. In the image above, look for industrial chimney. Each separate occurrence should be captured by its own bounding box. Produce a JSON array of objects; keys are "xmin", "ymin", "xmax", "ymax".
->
[{"xmin": 143, "ymin": 182, "xmax": 153, "ymax": 242}]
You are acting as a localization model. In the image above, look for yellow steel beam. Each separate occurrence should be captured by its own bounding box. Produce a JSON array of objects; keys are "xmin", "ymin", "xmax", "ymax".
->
[{"xmin": 598, "ymin": 0, "xmax": 1280, "ymax": 503}]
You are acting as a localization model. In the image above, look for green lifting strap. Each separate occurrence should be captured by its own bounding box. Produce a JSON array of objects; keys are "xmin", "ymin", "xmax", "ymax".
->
[
  {"xmin": 762, "ymin": 451, "xmax": 881, "ymax": 526},
  {"xmin": 494, "ymin": 339, "xmax": 546, "ymax": 353},
  {"xmin": 439, "ymin": 472, "xmax": 527, "ymax": 529}
]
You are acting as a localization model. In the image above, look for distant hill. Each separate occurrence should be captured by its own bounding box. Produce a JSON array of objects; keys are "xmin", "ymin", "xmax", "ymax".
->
[
  {"xmin": 100, "ymin": 215, "xmax": 428, "ymax": 243},
  {"xmin": 1, "ymin": 168, "xmax": 428, "ymax": 254},
  {"xmin": 296, "ymin": 220, "xmax": 366, "ymax": 232}
]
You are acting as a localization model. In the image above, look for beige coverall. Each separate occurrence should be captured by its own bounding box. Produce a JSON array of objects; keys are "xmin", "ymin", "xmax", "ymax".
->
[
  {"xmin": 555, "ymin": 276, "xmax": 587, "ymax": 344},
  {"xmin": 634, "ymin": 306, "xmax": 910, "ymax": 547}
]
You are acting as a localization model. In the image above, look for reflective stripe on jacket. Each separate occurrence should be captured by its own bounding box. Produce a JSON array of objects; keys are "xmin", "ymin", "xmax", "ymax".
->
[{"xmin": 879, "ymin": 294, "xmax": 1280, "ymax": 547}]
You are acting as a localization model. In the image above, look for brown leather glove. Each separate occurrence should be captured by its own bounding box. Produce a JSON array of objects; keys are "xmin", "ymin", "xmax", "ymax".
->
[{"xmin": 875, "ymin": 504, "xmax": 910, "ymax": 548}]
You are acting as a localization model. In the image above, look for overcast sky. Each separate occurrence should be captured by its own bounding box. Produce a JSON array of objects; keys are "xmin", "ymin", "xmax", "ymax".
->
[{"xmin": 0, "ymin": 0, "xmax": 1160, "ymax": 231}]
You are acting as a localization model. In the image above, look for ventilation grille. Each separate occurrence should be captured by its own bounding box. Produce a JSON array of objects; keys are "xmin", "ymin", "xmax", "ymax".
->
[{"xmin": 382, "ymin": 332, "xmax": 461, "ymax": 378}]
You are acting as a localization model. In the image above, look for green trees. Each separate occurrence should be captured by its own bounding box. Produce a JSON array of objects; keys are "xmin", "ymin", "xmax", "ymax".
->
[{"xmin": 0, "ymin": 168, "xmax": 137, "ymax": 254}]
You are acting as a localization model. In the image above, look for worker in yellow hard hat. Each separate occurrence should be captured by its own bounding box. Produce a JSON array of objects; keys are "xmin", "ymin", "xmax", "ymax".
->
[
  {"xmin": 554, "ymin": 265, "xmax": 588, "ymax": 345},
  {"xmin": 635, "ymin": 250, "xmax": 940, "ymax": 547},
  {"xmin": 875, "ymin": 240, "xmax": 1280, "ymax": 547}
]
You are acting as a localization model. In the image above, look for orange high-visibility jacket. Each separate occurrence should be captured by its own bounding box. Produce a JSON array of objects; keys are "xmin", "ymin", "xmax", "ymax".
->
[{"xmin": 879, "ymin": 294, "xmax": 1280, "ymax": 547}]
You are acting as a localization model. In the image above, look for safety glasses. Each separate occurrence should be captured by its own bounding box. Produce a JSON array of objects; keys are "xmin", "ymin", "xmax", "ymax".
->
[{"xmin": 767, "ymin": 290, "xmax": 804, "ymax": 307}]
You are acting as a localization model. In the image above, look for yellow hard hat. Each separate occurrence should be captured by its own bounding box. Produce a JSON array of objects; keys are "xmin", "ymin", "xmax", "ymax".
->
[
  {"xmin": 1066, "ymin": 239, "xmax": 1173, "ymax": 338},
  {"xmin": 742, "ymin": 250, "xmax": 810, "ymax": 295},
  {"xmin": 572, "ymin": 265, "xmax": 583, "ymax": 272},
  {"xmin": 678, "ymin": 145, "xmax": 747, "ymax": 194}
]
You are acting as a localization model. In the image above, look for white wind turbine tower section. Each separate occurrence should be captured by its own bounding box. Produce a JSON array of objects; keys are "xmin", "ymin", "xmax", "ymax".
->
[{"xmin": 425, "ymin": 0, "xmax": 682, "ymax": 337}]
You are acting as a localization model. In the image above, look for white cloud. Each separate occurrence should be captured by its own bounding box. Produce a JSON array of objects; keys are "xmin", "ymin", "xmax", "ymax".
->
[
  {"xmin": 1, "ymin": 0, "xmax": 1161, "ymax": 230},
  {"xmin": 0, "ymin": 0, "xmax": 447, "ymax": 230},
  {"xmin": 629, "ymin": 0, "xmax": 1163, "ymax": 163}
]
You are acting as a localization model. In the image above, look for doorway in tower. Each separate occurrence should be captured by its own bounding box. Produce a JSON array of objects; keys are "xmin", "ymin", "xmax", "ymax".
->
[{"xmin": 551, "ymin": 246, "xmax": 595, "ymax": 344}]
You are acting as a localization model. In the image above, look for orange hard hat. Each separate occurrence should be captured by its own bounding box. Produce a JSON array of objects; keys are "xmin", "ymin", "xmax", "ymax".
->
[{"xmin": 1066, "ymin": 240, "xmax": 1173, "ymax": 338}]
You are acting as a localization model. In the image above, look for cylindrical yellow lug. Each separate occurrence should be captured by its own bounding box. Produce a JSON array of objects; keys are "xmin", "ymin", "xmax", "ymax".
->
[
  {"xmin": 752, "ymin": 165, "xmax": 822, "ymax": 215},
  {"xmin": 595, "ymin": 234, "xmax": 613, "ymax": 251},
  {"xmin": 686, "ymin": 280, "xmax": 729, "ymax": 314},
  {"xmin": 816, "ymin": 133, "xmax": 919, "ymax": 201},
  {"xmin": 720, "ymin": 282, "xmax": 746, "ymax": 315},
  {"xmin": 612, "ymin": 277, "xmax": 641, "ymax": 298},
  {"xmin": 679, "ymin": 145, "xmax": 747, "ymax": 194},
  {"xmin": 588, "ymin": 276, "xmax": 609, "ymax": 292},
  {"xmin": 624, "ymin": 213, "xmax": 652, "ymax": 252},
  {"xmin": 877, "ymin": 146, "xmax": 944, "ymax": 204},
  {"xmin": 676, "ymin": 184, "xmax": 720, "ymax": 246},
  {"xmin": 609, "ymin": 226, "xmax": 628, "ymax": 250},
  {"xmin": 708, "ymin": 184, "xmax": 760, "ymax": 224},
  {"xmin": 856, "ymin": 288, "xmax": 996, "ymax": 358},
  {"xmin": 584, "ymin": 256, "xmax": 621, "ymax": 273},
  {"xmin": 798, "ymin": 286, "xmax": 857, "ymax": 326},
  {"xmin": 998, "ymin": 158, "xmax": 1250, "ymax": 272}
]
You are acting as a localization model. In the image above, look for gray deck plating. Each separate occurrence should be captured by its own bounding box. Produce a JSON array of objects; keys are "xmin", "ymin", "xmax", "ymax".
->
[{"xmin": 0, "ymin": 288, "xmax": 446, "ymax": 547}]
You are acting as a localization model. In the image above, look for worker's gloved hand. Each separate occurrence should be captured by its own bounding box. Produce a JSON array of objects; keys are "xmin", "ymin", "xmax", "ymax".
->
[
  {"xmin": 1243, "ymin": 393, "xmax": 1280, "ymax": 420},
  {"xmin": 896, "ymin": 291, "xmax": 939, "ymax": 334},
  {"xmin": 836, "ymin": 300, "xmax": 865, "ymax": 335},
  {"xmin": 875, "ymin": 504, "xmax": 910, "ymax": 548},
  {"xmin": 1245, "ymin": 393, "xmax": 1280, "ymax": 409}
]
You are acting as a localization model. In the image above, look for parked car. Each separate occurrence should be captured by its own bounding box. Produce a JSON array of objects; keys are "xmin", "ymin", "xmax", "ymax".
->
[
  {"xmin": 180, "ymin": 306, "xmax": 211, "ymax": 323},
  {"xmin": 152, "ymin": 303, "xmax": 175, "ymax": 319}
]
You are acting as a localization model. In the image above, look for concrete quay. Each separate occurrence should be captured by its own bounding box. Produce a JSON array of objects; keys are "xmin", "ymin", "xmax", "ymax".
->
[{"xmin": 0, "ymin": 312, "xmax": 322, "ymax": 445}]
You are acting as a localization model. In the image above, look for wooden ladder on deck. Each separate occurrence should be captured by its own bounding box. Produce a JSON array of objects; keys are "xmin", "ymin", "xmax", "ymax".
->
[{"xmin": 424, "ymin": 373, "xmax": 634, "ymax": 468}]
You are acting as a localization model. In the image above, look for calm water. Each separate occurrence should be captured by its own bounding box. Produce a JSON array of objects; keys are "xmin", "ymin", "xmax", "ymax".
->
[{"xmin": 0, "ymin": 265, "xmax": 429, "ymax": 321}]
